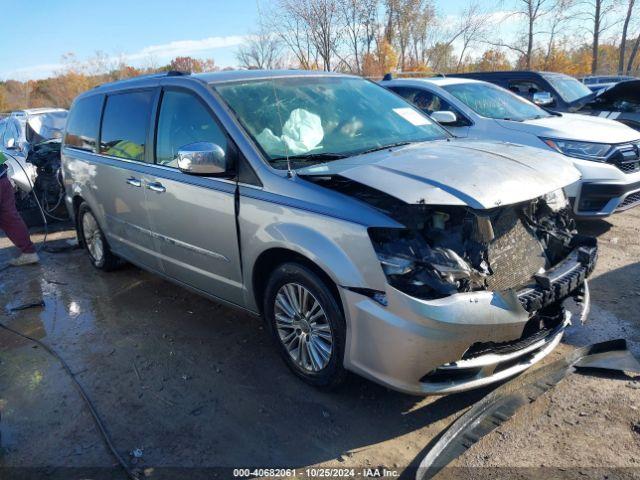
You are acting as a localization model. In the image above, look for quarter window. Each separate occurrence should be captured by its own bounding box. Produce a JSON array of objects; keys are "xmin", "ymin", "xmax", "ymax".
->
[
  {"xmin": 64, "ymin": 95, "xmax": 103, "ymax": 152},
  {"xmin": 155, "ymin": 90, "xmax": 227, "ymax": 167},
  {"xmin": 100, "ymin": 91, "xmax": 154, "ymax": 161}
]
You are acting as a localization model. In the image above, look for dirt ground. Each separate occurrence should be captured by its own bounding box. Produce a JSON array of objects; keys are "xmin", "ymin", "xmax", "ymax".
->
[{"xmin": 0, "ymin": 208, "xmax": 639, "ymax": 480}]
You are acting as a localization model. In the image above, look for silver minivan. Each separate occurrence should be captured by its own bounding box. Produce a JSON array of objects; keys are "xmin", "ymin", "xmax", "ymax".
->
[{"xmin": 62, "ymin": 70, "xmax": 596, "ymax": 395}]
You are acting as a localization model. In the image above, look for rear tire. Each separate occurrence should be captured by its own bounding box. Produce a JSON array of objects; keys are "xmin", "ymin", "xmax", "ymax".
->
[
  {"xmin": 264, "ymin": 262, "xmax": 348, "ymax": 389},
  {"xmin": 78, "ymin": 203, "xmax": 122, "ymax": 271}
]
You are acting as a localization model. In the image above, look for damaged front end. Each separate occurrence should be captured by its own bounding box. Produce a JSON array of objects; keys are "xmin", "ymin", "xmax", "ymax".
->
[{"xmin": 307, "ymin": 174, "xmax": 597, "ymax": 393}]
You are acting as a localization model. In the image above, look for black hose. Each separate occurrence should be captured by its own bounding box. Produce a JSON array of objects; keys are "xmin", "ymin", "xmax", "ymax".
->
[{"xmin": 0, "ymin": 321, "xmax": 139, "ymax": 480}]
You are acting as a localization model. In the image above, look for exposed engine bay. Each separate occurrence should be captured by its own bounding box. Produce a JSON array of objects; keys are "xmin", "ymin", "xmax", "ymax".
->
[
  {"xmin": 306, "ymin": 174, "xmax": 596, "ymax": 311},
  {"xmin": 14, "ymin": 140, "xmax": 68, "ymax": 225}
]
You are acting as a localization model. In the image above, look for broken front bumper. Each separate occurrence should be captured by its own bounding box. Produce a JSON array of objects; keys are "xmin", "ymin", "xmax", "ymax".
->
[{"xmin": 341, "ymin": 245, "xmax": 596, "ymax": 396}]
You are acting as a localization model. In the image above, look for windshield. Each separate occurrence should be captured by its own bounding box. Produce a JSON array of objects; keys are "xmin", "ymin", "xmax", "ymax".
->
[
  {"xmin": 442, "ymin": 82, "xmax": 550, "ymax": 121},
  {"xmin": 213, "ymin": 76, "xmax": 447, "ymax": 169},
  {"xmin": 543, "ymin": 73, "xmax": 592, "ymax": 103}
]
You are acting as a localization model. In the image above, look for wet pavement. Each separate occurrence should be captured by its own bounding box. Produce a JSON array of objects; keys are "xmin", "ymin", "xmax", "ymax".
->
[{"xmin": 0, "ymin": 209, "xmax": 639, "ymax": 478}]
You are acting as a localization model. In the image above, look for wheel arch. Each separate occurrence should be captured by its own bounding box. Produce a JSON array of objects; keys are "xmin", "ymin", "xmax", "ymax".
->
[
  {"xmin": 72, "ymin": 194, "xmax": 86, "ymax": 246},
  {"xmin": 252, "ymin": 247, "xmax": 344, "ymax": 317}
]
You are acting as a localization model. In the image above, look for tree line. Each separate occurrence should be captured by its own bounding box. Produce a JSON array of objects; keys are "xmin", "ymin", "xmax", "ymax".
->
[{"xmin": 2, "ymin": 0, "xmax": 639, "ymax": 111}]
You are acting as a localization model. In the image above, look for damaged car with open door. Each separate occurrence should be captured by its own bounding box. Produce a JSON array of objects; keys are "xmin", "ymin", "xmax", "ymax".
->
[
  {"xmin": 62, "ymin": 71, "xmax": 596, "ymax": 395},
  {"xmin": 0, "ymin": 108, "xmax": 69, "ymax": 225}
]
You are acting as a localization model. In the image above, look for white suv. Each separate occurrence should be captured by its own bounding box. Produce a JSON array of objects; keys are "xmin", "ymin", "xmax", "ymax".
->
[{"xmin": 381, "ymin": 77, "xmax": 640, "ymax": 217}]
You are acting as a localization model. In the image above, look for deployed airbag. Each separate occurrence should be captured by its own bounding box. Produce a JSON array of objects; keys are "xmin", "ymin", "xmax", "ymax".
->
[{"xmin": 256, "ymin": 108, "xmax": 324, "ymax": 156}]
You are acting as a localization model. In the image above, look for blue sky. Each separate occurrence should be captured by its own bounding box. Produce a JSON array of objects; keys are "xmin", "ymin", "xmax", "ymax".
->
[{"xmin": 2, "ymin": 0, "xmax": 487, "ymax": 80}]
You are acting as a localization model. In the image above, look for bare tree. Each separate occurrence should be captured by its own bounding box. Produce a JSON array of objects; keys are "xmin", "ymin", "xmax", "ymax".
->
[
  {"xmin": 486, "ymin": 0, "xmax": 553, "ymax": 69},
  {"xmin": 273, "ymin": 0, "xmax": 343, "ymax": 71},
  {"xmin": 236, "ymin": 29, "xmax": 283, "ymax": 69},
  {"xmin": 409, "ymin": 0, "xmax": 438, "ymax": 67},
  {"xmin": 338, "ymin": 0, "xmax": 379, "ymax": 73},
  {"xmin": 543, "ymin": 0, "xmax": 576, "ymax": 69},
  {"xmin": 627, "ymin": 32, "xmax": 640, "ymax": 72},
  {"xmin": 578, "ymin": 0, "xmax": 620, "ymax": 73},
  {"xmin": 454, "ymin": 1, "xmax": 494, "ymax": 72},
  {"xmin": 268, "ymin": 1, "xmax": 318, "ymax": 69},
  {"xmin": 384, "ymin": 0, "xmax": 437, "ymax": 70},
  {"xmin": 618, "ymin": 0, "xmax": 636, "ymax": 73}
]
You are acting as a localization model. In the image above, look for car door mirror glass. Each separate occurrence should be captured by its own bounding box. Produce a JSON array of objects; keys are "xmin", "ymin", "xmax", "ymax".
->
[
  {"xmin": 176, "ymin": 142, "xmax": 228, "ymax": 175},
  {"xmin": 431, "ymin": 111, "xmax": 457, "ymax": 125},
  {"xmin": 533, "ymin": 92, "xmax": 554, "ymax": 106}
]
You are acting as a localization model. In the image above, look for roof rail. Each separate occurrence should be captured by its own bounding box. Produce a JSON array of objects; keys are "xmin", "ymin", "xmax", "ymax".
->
[
  {"xmin": 167, "ymin": 70, "xmax": 191, "ymax": 76},
  {"xmin": 93, "ymin": 70, "xmax": 192, "ymax": 89},
  {"xmin": 382, "ymin": 71, "xmax": 446, "ymax": 81}
]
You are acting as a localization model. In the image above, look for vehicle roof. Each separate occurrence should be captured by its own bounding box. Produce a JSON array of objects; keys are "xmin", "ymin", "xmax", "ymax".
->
[
  {"xmin": 452, "ymin": 70, "xmax": 567, "ymax": 78},
  {"xmin": 87, "ymin": 69, "xmax": 359, "ymax": 96},
  {"xmin": 382, "ymin": 76, "xmax": 484, "ymax": 87},
  {"xmin": 11, "ymin": 107, "xmax": 68, "ymax": 116},
  {"xmin": 195, "ymin": 69, "xmax": 357, "ymax": 84}
]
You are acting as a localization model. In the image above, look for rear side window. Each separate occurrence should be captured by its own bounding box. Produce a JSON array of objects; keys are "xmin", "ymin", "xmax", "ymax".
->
[
  {"xmin": 64, "ymin": 95, "xmax": 103, "ymax": 152},
  {"xmin": 100, "ymin": 91, "xmax": 154, "ymax": 161}
]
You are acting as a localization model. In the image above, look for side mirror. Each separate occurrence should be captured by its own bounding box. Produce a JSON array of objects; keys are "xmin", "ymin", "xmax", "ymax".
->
[
  {"xmin": 533, "ymin": 92, "xmax": 554, "ymax": 107},
  {"xmin": 431, "ymin": 111, "xmax": 458, "ymax": 125},
  {"xmin": 176, "ymin": 142, "xmax": 228, "ymax": 175}
]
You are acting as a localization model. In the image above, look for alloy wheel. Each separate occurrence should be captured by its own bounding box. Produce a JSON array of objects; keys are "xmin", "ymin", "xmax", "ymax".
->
[
  {"xmin": 82, "ymin": 212, "xmax": 104, "ymax": 263},
  {"xmin": 274, "ymin": 282, "xmax": 333, "ymax": 372}
]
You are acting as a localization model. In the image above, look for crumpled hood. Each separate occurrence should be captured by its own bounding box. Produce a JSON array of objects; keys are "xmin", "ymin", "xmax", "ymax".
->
[
  {"xmin": 298, "ymin": 139, "xmax": 580, "ymax": 209},
  {"xmin": 497, "ymin": 113, "xmax": 640, "ymax": 144}
]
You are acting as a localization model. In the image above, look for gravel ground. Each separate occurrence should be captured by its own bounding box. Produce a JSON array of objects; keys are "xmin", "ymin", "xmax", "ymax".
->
[{"xmin": 0, "ymin": 208, "xmax": 638, "ymax": 479}]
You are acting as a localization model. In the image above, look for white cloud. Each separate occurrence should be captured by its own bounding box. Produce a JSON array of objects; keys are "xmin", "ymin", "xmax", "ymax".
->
[
  {"xmin": 125, "ymin": 35, "xmax": 248, "ymax": 61},
  {"xmin": 1, "ymin": 62, "xmax": 64, "ymax": 81},
  {"xmin": 0, "ymin": 34, "xmax": 248, "ymax": 81}
]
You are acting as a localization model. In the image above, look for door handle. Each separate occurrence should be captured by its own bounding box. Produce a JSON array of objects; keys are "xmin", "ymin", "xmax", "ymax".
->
[
  {"xmin": 126, "ymin": 177, "xmax": 142, "ymax": 187},
  {"xmin": 146, "ymin": 181, "xmax": 166, "ymax": 193}
]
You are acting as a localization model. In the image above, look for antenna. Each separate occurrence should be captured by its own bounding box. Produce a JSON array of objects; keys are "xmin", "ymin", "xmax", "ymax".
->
[{"xmin": 270, "ymin": 81, "xmax": 294, "ymax": 178}]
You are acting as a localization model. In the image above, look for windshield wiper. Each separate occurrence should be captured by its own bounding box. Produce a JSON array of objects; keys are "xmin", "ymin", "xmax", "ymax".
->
[
  {"xmin": 356, "ymin": 141, "xmax": 415, "ymax": 156},
  {"xmin": 271, "ymin": 152, "xmax": 348, "ymax": 162}
]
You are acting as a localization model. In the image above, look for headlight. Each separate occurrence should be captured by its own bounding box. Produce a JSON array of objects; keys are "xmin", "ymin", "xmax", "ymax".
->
[
  {"xmin": 543, "ymin": 188, "xmax": 568, "ymax": 212},
  {"xmin": 368, "ymin": 228, "xmax": 487, "ymax": 300},
  {"xmin": 541, "ymin": 138, "xmax": 612, "ymax": 161}
]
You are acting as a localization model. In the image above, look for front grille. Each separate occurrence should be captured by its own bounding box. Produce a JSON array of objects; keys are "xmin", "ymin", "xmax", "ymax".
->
[
  {"xmin": 608, "ymin": 143, "xmax": 640, "ymax": 174},
  {"xmin": 618, "ymin": 162, "xmax": 640, "ymax": 174},
  {"xmin": 617, "ymin": 191, "xmax": 640, "ymax": 211},
  {"xmin": 485, "ymin": 210, "xmax": 547, "ymax": 291}
]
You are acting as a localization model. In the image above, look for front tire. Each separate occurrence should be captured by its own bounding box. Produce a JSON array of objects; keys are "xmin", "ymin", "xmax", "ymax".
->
[
  {"xmin": 78, "ymin": 203, "xmax": 122, "ymax": 271},
  {"xmin": 264, "ymin": 262, "xmax": 348, "ymax": 389}
]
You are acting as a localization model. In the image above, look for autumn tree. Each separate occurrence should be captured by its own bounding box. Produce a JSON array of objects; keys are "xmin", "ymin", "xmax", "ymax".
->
[
  {"xmin": 167, "ymin": 56, "xmax": 217, "ymax": 73},
  {"xmin": 472, "ymin": 49, "xmax": 513, "ymax": 71},
  {"xmin": 362, "ymin": 39, "xmax": 398, "ymax": 76}
]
